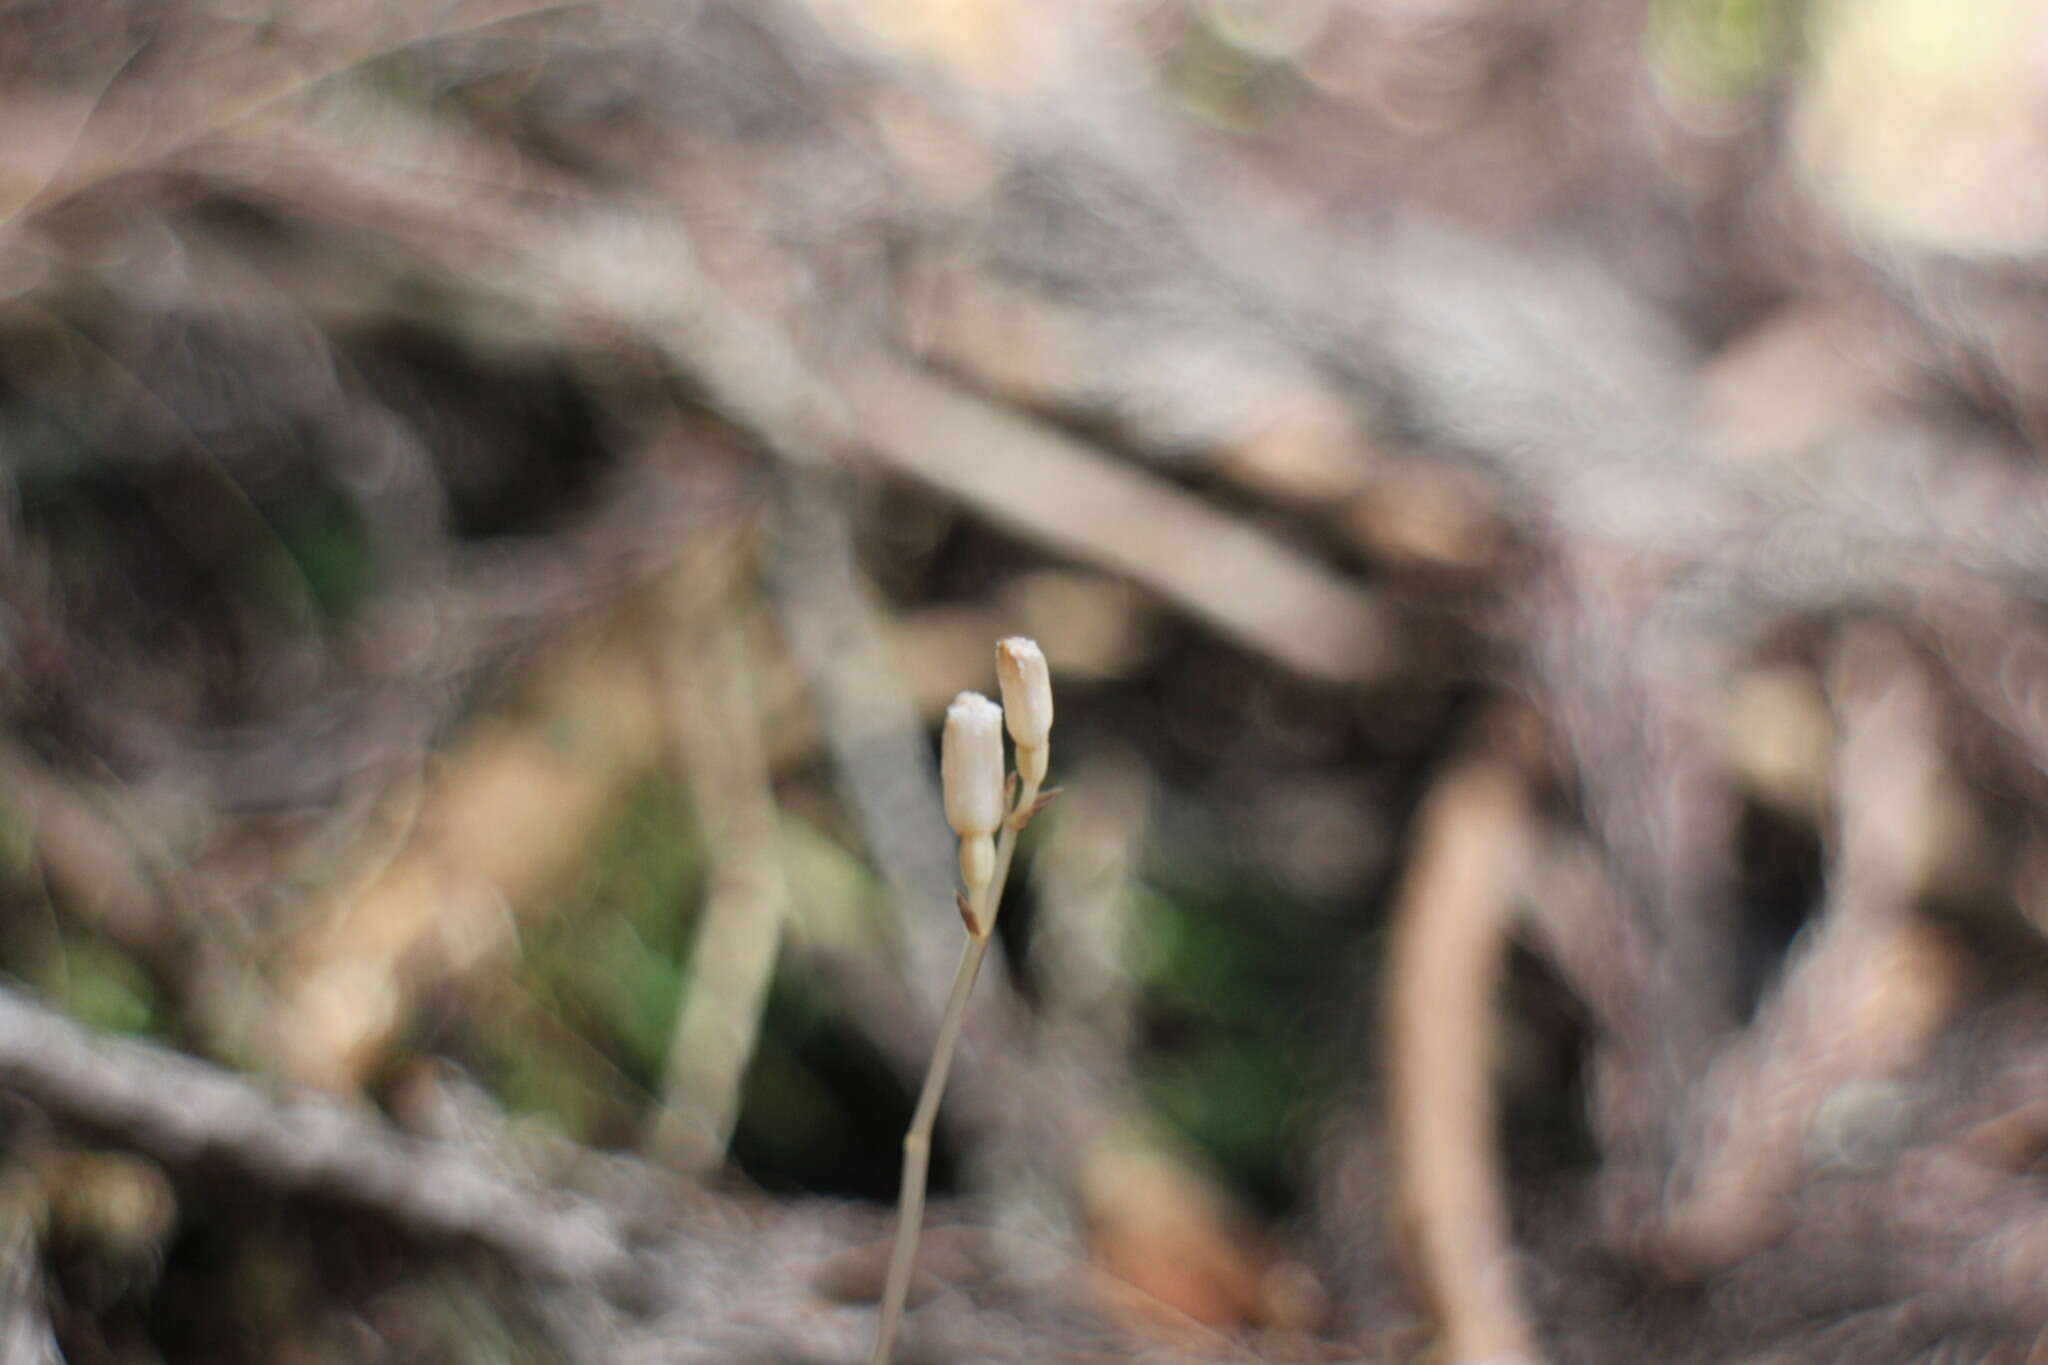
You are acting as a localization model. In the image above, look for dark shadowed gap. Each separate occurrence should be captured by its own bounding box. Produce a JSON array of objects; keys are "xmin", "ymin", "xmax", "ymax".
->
[{"xmin": 1730, "ymin": 796, "xmax": 1825, "ymax": 1023}]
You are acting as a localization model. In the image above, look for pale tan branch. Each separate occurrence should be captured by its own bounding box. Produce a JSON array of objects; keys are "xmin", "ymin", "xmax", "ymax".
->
[{"xmin": 1384, "ymin": 758, "xmax": 1544, "ymax": 1365}]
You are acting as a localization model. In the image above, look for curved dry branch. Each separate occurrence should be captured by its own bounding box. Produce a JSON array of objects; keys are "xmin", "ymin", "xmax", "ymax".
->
[{"xmin": 1384, "ymin": 757, "xmax": 1544, "ymax": 1365}]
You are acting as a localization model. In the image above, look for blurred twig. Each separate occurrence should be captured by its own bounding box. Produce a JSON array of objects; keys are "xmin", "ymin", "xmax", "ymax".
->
[
  {"xmin": 764, "ymin": 471, "xmax": 963, "ymax": 1007},
  {"xmin": 843, "ymin": 359, "xmax": 1389, "ymax": 684},
  {"xmin": 1383, "ymin": 751, "xmax": 1543, "ymax": 1365},
  {"xmin": 1665, "ymin": 631, "xmax": 1968, "ymax": 1268},
  {"xmin": 0, "ymin": 981, "xmax": 637, "ymax": 1283},
  {"xmin": 0, "ymin": 981, "xmax": 1189, "ymax": 1362},
  {"xmin": 644, "ymin": 535, "xmax": 791, "ymax": 1176}
]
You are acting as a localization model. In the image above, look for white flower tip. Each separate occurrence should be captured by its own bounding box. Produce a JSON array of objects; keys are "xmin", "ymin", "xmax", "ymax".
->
[
  {"xmin": 995, "ymin": 637, "xmax": 1053, "ymax": 751},
  {"xmin": 942, "ymin": 691, "xmax": 1006, "ymax": 839}
]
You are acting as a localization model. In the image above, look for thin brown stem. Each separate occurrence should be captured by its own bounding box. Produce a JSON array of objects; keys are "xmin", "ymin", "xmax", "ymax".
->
[{"xmin": 870, "ymin": 773, "xmax": 1042, "ymax": 1365}]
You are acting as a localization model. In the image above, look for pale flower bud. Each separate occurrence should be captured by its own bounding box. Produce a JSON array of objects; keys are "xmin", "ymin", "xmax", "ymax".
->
[
  {"xmin": 996, "ymin": 638, "xmax": 1053, "ymax": 783},
  {"xmin": 941, "ymin": 691, "xmax": 1005, "ymax": 842}
]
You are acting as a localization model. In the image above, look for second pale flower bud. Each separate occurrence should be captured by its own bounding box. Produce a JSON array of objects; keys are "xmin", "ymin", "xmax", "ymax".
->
[{"xmin": 996, "ymin": 637, "xmax": 1052, "ymax": 784}]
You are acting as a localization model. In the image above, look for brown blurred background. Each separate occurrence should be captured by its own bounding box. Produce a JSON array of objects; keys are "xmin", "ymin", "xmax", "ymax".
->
[{"xmin": 6, "ymin": 0, "xmax": 2048, "ymax": 1361}]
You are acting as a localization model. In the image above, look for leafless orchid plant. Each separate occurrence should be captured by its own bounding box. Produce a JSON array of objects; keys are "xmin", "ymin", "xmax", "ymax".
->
[{"xmin": 868, "ymin": 637, "xmax": 1056, "ymax": 1365}]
